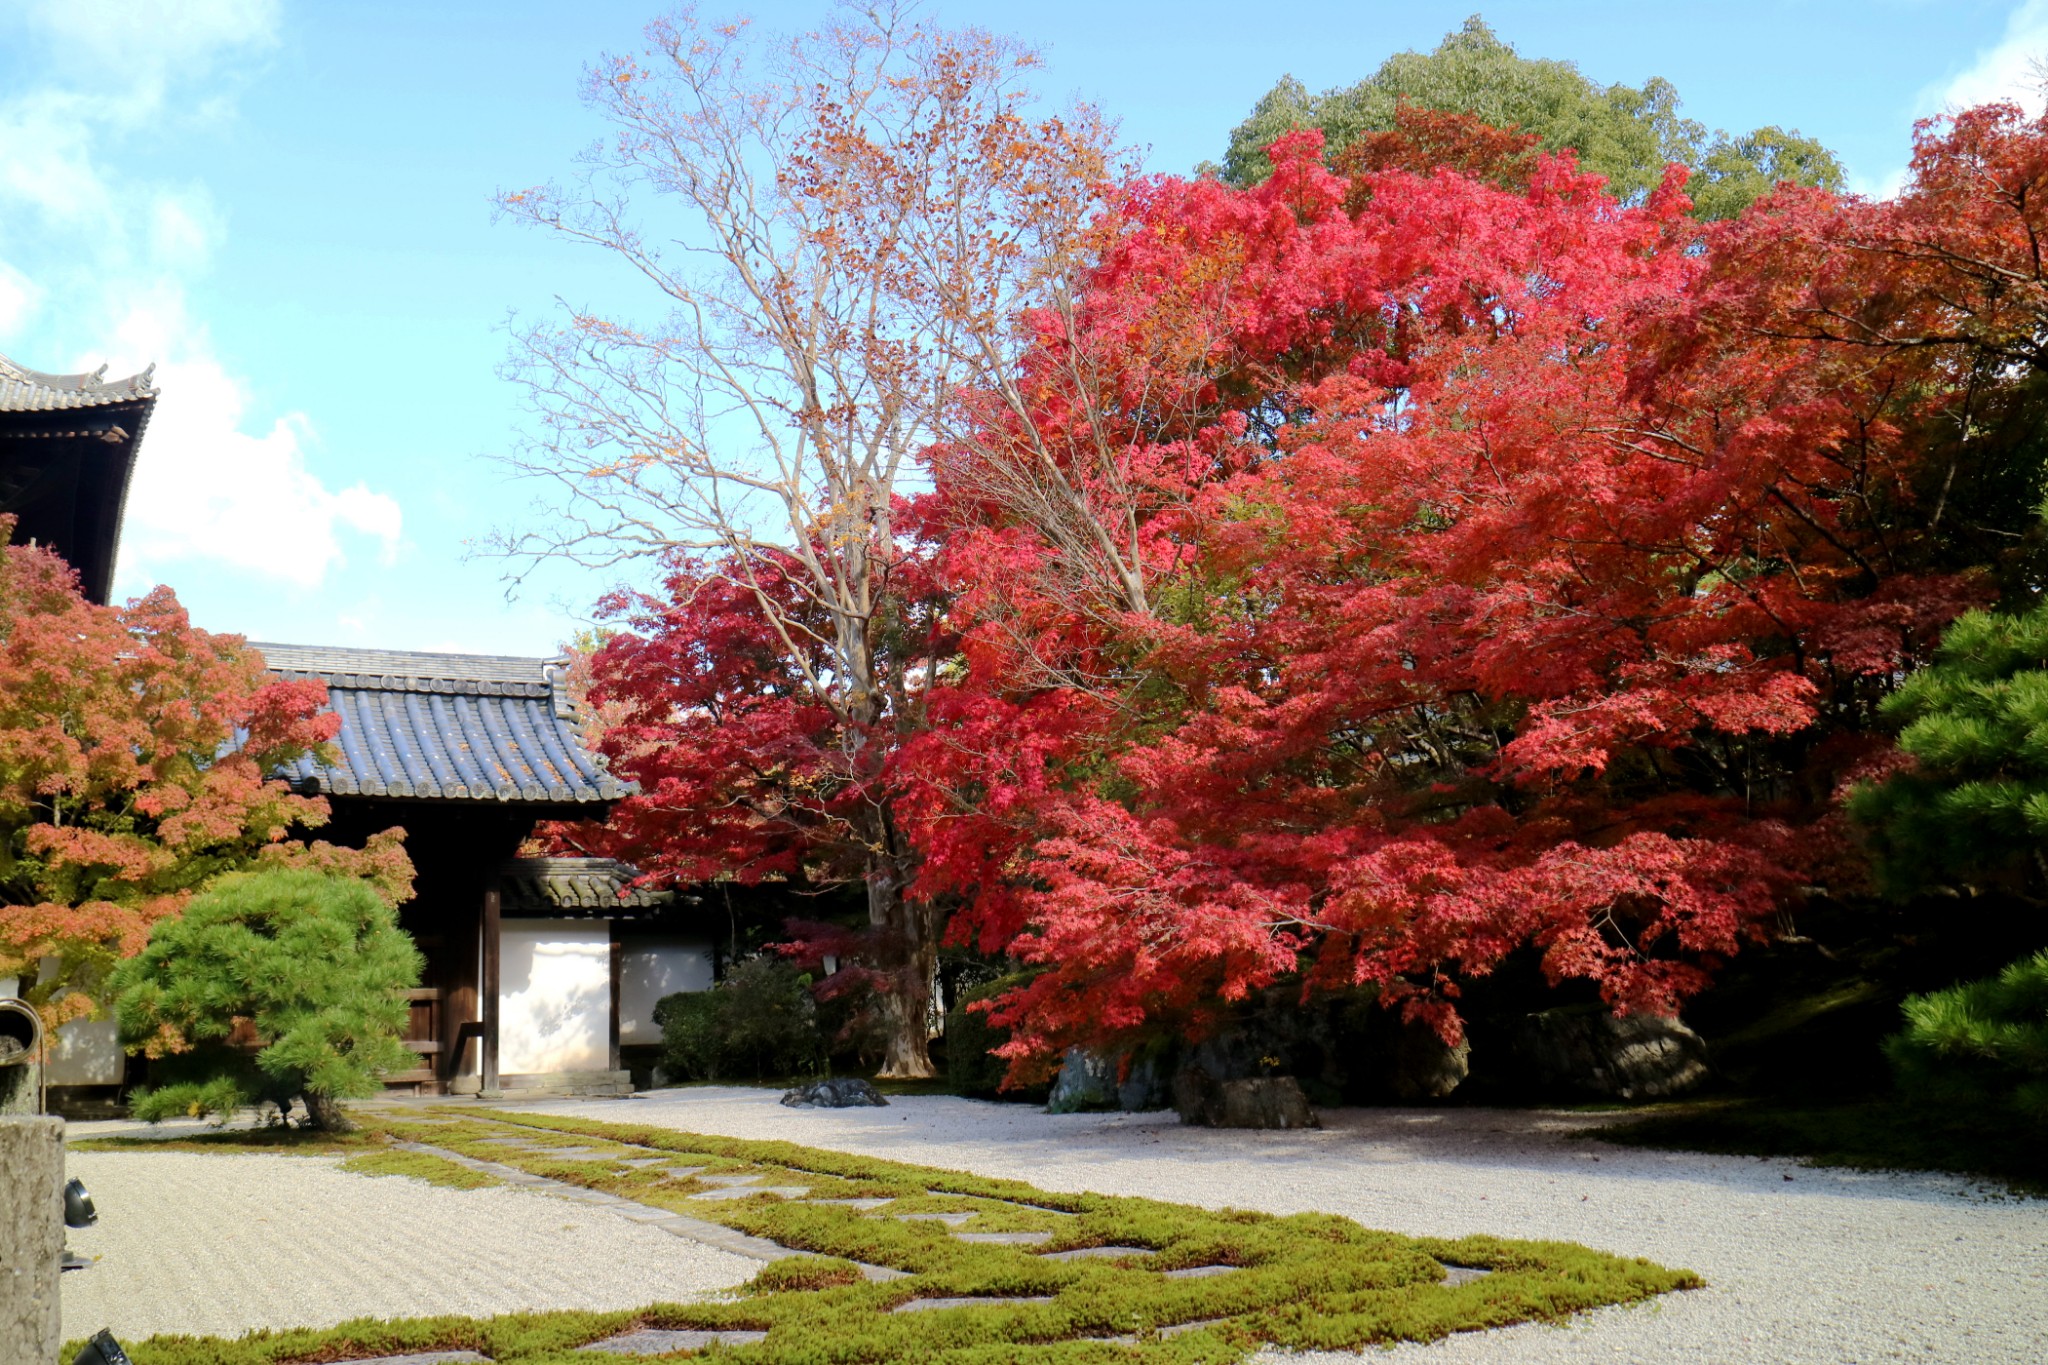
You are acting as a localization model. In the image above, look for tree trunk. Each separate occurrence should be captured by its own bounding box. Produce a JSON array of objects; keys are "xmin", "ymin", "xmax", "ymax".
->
[
  {"xmin": 301, "ymin": 1092, "xmax": 356, "ymax": 1134},
  {"xmin": 867, "ymin": 845, "xmax": 938, "ymax": 1080}
]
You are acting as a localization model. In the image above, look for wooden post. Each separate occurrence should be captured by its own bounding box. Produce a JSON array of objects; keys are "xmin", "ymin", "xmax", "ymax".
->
[{"xmin": 481, "ymin": 883, "xmax": 501, "ymax": 1096}]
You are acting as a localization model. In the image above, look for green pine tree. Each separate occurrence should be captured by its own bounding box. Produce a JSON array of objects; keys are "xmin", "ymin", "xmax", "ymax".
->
[
  {"xmin": 1849, "ymin": 603, "xmax": 2048, "ymax": 902},
  {"xmin": 1888, "ymin": 950, "xmax": 2048, "ymax": 1129},
  {"xmin": 113, "ymin": 868, "xmax": 423, "ymax": 1131}
]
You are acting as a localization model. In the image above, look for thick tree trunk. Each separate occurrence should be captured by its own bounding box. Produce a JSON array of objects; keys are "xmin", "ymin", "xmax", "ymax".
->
[
  {"xmin": 867, "ymin": 844, "xmax": 938, "ymax": 1080},
  {"xmin": 301, "ymin": 1092, "xmax": 356, "ymax": 1133}
]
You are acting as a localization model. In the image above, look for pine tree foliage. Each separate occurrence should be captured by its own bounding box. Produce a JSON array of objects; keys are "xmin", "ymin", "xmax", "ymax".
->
[
  {"xmin": 1888, "ymin": 949, "xmax": 2048, "ymax": 1128},
  {"xmin": 1218, "ymin": 16, "xmax": 1842, "ymax": 217},
  {"xmin": 112, "ymin": 868, "xmax": 422, "ymax": 1131},
  {"xmin": 1851, "ymin": 604, "xmax": 2048, "ymax": 901}
]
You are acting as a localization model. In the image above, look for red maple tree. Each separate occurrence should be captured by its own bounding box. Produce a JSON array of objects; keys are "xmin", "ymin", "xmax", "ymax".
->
[{"xmin": 905, "ymin": 110, "xmax": 2040, "ymax": 1079}]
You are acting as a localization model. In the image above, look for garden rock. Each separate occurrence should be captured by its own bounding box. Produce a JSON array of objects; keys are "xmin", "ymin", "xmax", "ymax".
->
[
  {"xmin": 1173, "ymin": 1068, "xmax": 1320, "ymax": 1129},
  {"xmin": 1507, "ymin": 1007, "xmax": 1709, "ymax": 1100},
  {"xmin": 1048, "ymin": 1048, "xmax": 1173, "ymax": 1113},
  {"xmin": 1118, "ymin": 1054, "xmax": 1171, "ymax": 1111},
  {"xmin": 1047, "ymin": 1048, "xmax": 1119, "ymax": 1113},
  {"xmin": 1389, "ymin": 1017, "xmax": 1469, "ymax": 1100},
  {"xmin": 781, "ymin": 1078, "xmax": 888, "ymax": 1108}
]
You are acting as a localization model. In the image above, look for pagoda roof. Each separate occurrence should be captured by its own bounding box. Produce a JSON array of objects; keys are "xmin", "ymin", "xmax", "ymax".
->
[
  {"xmin": 0, "ymin": 356, "xmax": 158, "ymax": 412},
  {"xmin": 0, "ymin": 352, "xmax": 158, "ymax": 605},
  {"xmin": 257, "ymin": 642, "xmax": 632, "ymax": 807}
]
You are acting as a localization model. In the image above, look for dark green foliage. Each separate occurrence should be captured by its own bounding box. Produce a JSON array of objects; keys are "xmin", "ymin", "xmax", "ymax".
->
[
  {"xmin": 111, "ymin": 868, "xmax": 422, "ymax": 1130},
  {"xmin": 1218, "ymin": 17, "xmax": 1842, "ymax": 218},
  {"xmin": 1851, "ymin": 603, "xmax": 2048, "ymax": 902},
  {"xmin": 1595, "ymin": 1096, "xmax": 2048, "ymax": 1195},
  {"xmin": 1887, "ymin": 950, "xmax": 2048, "ymax": 1131},
  {"xmin": 945, "ymin": 975, "xmax": 1038, "ymax": 1100},
  {"xmin": 654, "ymin": 955, "xmax": 825, "ymax": 1081}
]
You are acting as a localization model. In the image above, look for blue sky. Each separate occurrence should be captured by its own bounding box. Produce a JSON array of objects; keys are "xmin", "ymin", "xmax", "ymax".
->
[{"xmin": 3, "ymin": 0, "xmax": 2045, "ymax": 655}]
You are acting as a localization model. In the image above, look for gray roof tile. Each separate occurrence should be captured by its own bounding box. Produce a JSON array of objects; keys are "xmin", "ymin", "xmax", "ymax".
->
[
  {"xmin": 499, "ymin": 857, "xmax": 683, "ymax": 916},
  {"xmin": 255, "ymin": 641, "xmax": 630, "ymax": 805},
  {"xmin": 0, "ymin": 354, "xmax": 158, "ymax": 412}
]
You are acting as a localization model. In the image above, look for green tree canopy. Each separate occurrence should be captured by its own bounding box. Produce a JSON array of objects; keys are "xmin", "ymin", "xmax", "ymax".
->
[
  {"xmin": 1850, "ymin": 603, "xmax": 2048, "ymax": 904},
  {"xmin": 1217, "ymin": 15, "xmax": 1843, "ymax": 217},
  {"xmin": 113, "ymin": 867, "xmax": 422, "ymax": 1131}
]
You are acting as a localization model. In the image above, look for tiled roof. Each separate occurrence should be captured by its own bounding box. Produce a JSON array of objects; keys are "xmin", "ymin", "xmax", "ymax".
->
[
  {"xmin": 0, "ymin": 355, "xmax": 158, "ymax": 412},
  {"xmin": 499, "ymin": 857, "xmax": 684, "ymax": 917},
  {"xmin": 256, "ymin": 642, "xmax": 631, "ymax": 805}
]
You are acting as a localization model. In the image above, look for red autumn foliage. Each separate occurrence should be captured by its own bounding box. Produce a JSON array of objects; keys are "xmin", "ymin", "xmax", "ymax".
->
[
  {"xmin": 545, "ymin": 528, "xmax": 953, "ymax": 1055},
  {"xmin": 1331, "ymin": 100, "xmax": 1543, "ymax": 196},
  {"xmin": 903, "ymin": 109, "xmax": 2044, "ymax": 1080},
  {"xmin": 0, "ymin": 522, "xmax": 372, "ymax": 1028}
]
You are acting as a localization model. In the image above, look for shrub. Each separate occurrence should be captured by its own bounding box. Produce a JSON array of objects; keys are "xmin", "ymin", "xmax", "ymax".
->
[
  {"xmin": 1887, "ymin": 949, "xmax": 2048, "ymax": 1130},
  {"xmin": 654, "ymin": 955, "xmax": 825, "ymax": 1081},
  {"xmin": 112, "ymin": 868, "xmax": 423, "ymax": 1131},
  {"xmin": 944, "ymin": 974, "xmax": 1040, "ymax": 1100}
]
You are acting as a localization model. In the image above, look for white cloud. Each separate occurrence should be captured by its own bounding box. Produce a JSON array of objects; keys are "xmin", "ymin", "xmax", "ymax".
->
[
  {"xmin": 1928, "ymin": 0, "xmax": 2048, "ymax": 117},
  {"xmin": 0, "ymin": 0, "xmax": 404, "ymax": 593},
  {"xmin": 0, "ymin": 264, "xmax": 39, "ymax": 335},
  {"xmin": 115, "ymin": 304, "xmax": 402, "ymax": 589}
]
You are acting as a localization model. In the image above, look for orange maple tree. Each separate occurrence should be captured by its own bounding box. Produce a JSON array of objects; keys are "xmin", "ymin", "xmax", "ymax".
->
[{"xmin": 0, "ymin": 523, "xmax": 390, "ymax": 1031}]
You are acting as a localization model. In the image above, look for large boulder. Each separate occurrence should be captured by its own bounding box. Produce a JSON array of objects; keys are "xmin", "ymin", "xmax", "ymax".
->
[
  {"xmin": 781, "ymin": 1077, "xmax": 888, "ymax": 1108},
  {"xmin": 1117, "ymin": 1055, "xmax": 1172, "ymax": 1112},
  {"xmin": 1507, "ymin": 1008, "xmax": 1709, "ymax": 1100},
  {"xmin": 1388, "ymin": 1017, "xmax": 1470, "ymax": 1101},
  {"xmin": 1173, "ymin": 1067, "xmax": 1320, "ymax": 1129},
  {"xmin": 1046, "ymin": 1048, "xmax": 1120, "ymax": 1114},
  {"xmin": 1047, "ymin": 1048, "xmax": 1174, "ymax": 1113}
]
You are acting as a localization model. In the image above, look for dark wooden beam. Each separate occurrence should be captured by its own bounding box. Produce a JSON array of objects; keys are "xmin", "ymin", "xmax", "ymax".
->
[{"xmin": 481, "ymin": 882, "xmax": 502, "ymax": 1095}]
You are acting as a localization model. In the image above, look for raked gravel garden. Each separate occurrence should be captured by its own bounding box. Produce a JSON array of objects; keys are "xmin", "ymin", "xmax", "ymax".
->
[{"xmin": 55, "ymin": 1085, "xmax": 2048, "ymax": 1364}]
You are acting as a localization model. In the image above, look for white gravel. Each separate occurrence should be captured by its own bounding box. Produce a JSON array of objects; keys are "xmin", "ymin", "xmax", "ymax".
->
[
  {"xmin": 511, "ymin": 1088, "xmax": 2048, "ymax": 1365},
  {"xmin": 58, "ymin": 1146, "xmax": 758, "ymax": 1342}
]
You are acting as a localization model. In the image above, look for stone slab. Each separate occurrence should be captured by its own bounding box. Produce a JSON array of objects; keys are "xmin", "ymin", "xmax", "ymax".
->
[
  {"xmin": 805, "ymin": 1196, "xmax": 891, "ymax": 1210},
  {"xmin": 1161, "ymin": 1264, "xmax": 1239, "ymax": 1279},
  {"xmin": 1440, "ymin": 1264, "xmax": 1493, "ymax": 1286},
  {"xmin": 580, "ymin": 1328, "xmax": 768, "ymax": 1353},
  {"xmin": 954, "ymin": 1230, "xmax": 1053, "ymax": 1244},
  {"xmin": 890, "ymin": 1295, "xmax": 1057, "ymax": 1313},
  {"xmin": 686, "ymin": 1185, "xmax": 810, "ymax": 1201}
]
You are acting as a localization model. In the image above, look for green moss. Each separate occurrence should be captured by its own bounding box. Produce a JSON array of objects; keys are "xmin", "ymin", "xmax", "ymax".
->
[
  {"xmin": 337, "ymin": 1149, "xmax": 503, "ymax": 1190},
  {"xmin": 749, "ymin": 1255, "xmax": 869, "ymax": 1292},
  {"xmin": 69, "ymin": 1129, "xmax": 374, "ymax": 1156},
  {"xmin": 90, "ymin": 1109, "xmax": 1701, "ymax": 1363}
]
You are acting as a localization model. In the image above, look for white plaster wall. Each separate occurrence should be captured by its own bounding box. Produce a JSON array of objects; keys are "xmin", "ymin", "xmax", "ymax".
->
[
  {"xmin": 5, "ymin": 969, "xmax": 124, "ymax": 1085},
  {"xmin": 499, "ymin": 919, "xmax": 611, "ymax": 1075},
  {"xmin": 46, "ymin": 1018, "xmax": 122, "ymax": 1086},
  {"xmin": 617, "ymin": 939, "xmax": 716, "ymax": 1043}
]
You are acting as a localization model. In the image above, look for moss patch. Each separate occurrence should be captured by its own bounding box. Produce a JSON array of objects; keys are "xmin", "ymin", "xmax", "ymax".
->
[
  {"xmin": 337, "ymin": 1149, "xmax": 503, "ymax": 1190},
  {"xmin": 69, "ymin": 1129, "xmax": 374, "ymax": 1157},
  {"xmin": 88, "ymin": 1108, "xmax": 1701, "ymax": 1363}
]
